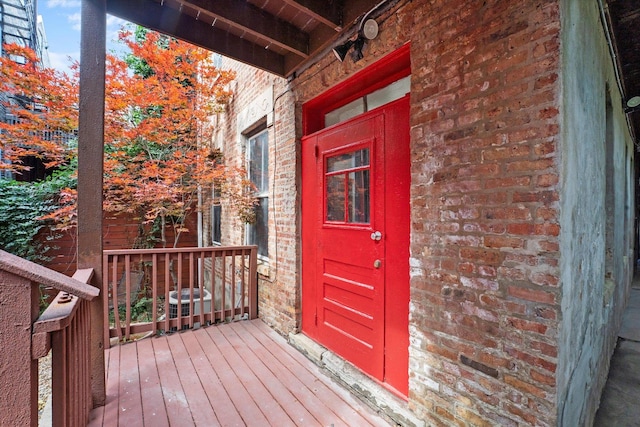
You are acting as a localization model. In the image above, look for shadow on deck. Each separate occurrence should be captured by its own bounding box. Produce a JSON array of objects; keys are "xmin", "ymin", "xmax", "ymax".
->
[{"xmin": 88, "ymin": 319, "xmax": 390, "ymax": 426}]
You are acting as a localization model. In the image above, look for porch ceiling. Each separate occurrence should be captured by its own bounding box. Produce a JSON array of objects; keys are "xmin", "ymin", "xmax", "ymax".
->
[
  {"xmin": 105, "ymin": 0, "xmax": 383, "ymax": 78},
  {"xmin": 605, "ymin": 0, "xmax": 640, "ymax": 142}
]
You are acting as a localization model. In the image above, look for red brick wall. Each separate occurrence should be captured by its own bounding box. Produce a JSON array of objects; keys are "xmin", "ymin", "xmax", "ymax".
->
[
  {"xmin": 291, "ymin": 0, "xmax": 562, "ymax": 425},
  {"xmin": 204, "ymin": 58, "xmax": 299, "ymax": 334}
]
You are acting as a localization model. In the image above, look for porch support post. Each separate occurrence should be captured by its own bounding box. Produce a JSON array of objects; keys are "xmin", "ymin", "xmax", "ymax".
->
[{"xmin": 79, "ymin": 0, "xmax": 106, "ymax": 407}]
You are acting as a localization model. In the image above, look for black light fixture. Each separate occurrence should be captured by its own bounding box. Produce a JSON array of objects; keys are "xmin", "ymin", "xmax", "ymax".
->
[
  {"xmin": 331, "ymin": 0, "xmax": 385, "ymax": 63},
  {"xmin": 351, "ymin": 37, "xmax": 366, "ymax": 62},
  {"xmin": 333, "ymin": 39, "xmax": 355, "ymax": 62}
]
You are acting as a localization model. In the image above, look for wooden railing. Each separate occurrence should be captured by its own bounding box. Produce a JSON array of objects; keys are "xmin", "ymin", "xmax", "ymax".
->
[
  {"xmin": 0, "ymin": 250, "xmax": 99, "ymax": 427},
  {"xmin": 103, "ymin": 246, "xmax": 258, "ymax": 348},
  {"xmin": 32, "ymin": 269, "xmax": 95, "ymax": 427}
]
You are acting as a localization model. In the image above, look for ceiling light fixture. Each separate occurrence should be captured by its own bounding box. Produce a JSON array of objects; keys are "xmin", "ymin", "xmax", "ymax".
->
[{"xmin": 627, "ymin": 96, "xmax": 640, "ymax": 108}]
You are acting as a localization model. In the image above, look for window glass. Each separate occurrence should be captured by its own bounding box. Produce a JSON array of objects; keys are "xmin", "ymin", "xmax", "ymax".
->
[
  {"xmin": 365, "ymin": 76, "xmax": 410, "ymax": 111},
  {"xmin": 248, "ymin": 131, "xmax": 269, "ymax": 195},
  {"xmin": 325, "ymin": 98, "xmax": 365, "ymax": 127},
  {"xmin": 211, "ymin": 185, "xmax": 221, "ymax": 244},
  {"xmin": 348, "ymin": 170, "xmax": 370, "ymax": 223},
  {"xmin": 327, "ymin": 149, "xmax": 369, "ymax": 172},
  {"xmin": 325, "ymin": 148, "xmax": 370, "ymax": 224},
  {"xmin": 326, "ymin": 175, "xmax": 345, "ymax": 221},
  {"xmin": 211, "ymin": 205, "xmax": 221, "ymax": 244},
  {"xmin": 323, "ymin": 76, "xmax": 409, "ymax": 128},
  {"xmin": 247, "ymin": 198, "xmax": 268, "ymax": 257},
  {"xmin": 246, "ymin": 129, "xmax": 269, "ymax": 257}
]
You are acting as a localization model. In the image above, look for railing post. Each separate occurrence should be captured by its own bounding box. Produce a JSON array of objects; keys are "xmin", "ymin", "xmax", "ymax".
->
[{"xmin": 0, "ymin": 271, "xmax": 39, "ymax": 427}]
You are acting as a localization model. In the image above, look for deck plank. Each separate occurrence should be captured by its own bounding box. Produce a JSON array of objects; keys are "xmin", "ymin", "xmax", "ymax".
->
[
  {"xmin": 118, "ymin": 342, "xmax": 144, "ymax": 426},
  {"xmin": 192, "ymin": 327, "xmax": 269, "ymax": 425},
  {"xmin": 136, "ymin": 337, "xmax": 169, "ymax": 427},
  {"xmin": 90, "ymin": 319, "xmax": 391, "ymax": 426},
  {"xmin": 165, "ymin": 332, "xmax": 219, "ymax": 426},
  {"xmin": 219, "ymin": 323, "xmax": 320, "ymax": 427},
  {"xmin": 181, "ymin": 329, "xmax": 245, "ymax": 426},
  {"xmin": 246, "ymin": 320, "xmax": 389, "ymax": 427},
  {"xmin": 206, "ymin": 325, "xmax": 296, "ymax": 427},
  {"xmin": 101, "ymin": 344, "xmax": 121, "ymax": 426},
  {"xmin": 151, "ymin": 336, "xmax": 194, "ymax": 426},
  {"xmin": 234, "ymin": 321, "xmax": 352, "ymax": 426}
]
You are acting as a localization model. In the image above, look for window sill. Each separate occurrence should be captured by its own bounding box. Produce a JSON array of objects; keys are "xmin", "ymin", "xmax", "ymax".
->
[{"xmin": 257, "ymin": 259, "xmax": 270, "ymax": 278}]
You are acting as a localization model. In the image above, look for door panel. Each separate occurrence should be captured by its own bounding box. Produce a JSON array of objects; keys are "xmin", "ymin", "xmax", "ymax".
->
[
  {"xmin": 316, "ymin": 115, "xmax": 385, "ymax": 378},
  {"xmin": 302, "ymin": 95, "xmax": 410, "ymax": 396}
]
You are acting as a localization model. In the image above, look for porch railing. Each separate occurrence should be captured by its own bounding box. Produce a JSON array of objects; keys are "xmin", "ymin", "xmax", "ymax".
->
[
  {"xmin": 103, "ymin": 246, "xmax": 258, "ymax": 348},
  {"xmin": 0, "ymin": 250, "xmax": 99, "ymax": 427},
  {"xmin": 32, "ymin": 269, "xmax": 96, "ymax": 427}
]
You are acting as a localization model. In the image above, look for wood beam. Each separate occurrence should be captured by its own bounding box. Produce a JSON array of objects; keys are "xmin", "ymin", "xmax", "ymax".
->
[
  {"xmin": 106, "ymin": 0, "xmax": 286, "ymax": 76},
  {"xmin": 280, "ymin": 0, "xmax": 343, "ymax": 31},
  {"xmin": 181, "ymin": 0, "xmax": 309, "ymax": 57},
  {"xmin": 78, "ymin": 0, "xmax": 106, "ymax": 408}
]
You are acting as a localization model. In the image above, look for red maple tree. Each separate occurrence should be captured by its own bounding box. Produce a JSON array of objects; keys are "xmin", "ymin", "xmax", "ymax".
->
[
  {"xmin": 1, "ymin": 28, "xmax": 255, "ymax": 248},
  {"xmin": 0, "ymin": 44, "xmax": 78, "ymax": 176}
]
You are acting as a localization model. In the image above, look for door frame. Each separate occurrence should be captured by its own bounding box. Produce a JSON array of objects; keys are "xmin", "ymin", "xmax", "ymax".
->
[{"xmin": 301, "ymin": 44, "xmax": 411, "ymax": 395}]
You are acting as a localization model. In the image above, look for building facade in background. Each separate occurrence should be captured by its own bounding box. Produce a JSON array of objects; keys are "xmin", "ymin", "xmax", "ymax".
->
[{"xmin": 0, "ymin": 0, "xmax": 50, "ymax": 180}]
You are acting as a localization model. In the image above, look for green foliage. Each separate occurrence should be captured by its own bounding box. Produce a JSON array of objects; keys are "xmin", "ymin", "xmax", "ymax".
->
[{"xmin": 0, "ymin": 163, "xmax": 77, "ymax": 263}]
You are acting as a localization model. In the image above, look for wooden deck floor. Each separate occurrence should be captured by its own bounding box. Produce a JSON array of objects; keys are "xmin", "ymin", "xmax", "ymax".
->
[{"xmin": 88, "ymin": 319, "xmax": 390, "ymax": 426}]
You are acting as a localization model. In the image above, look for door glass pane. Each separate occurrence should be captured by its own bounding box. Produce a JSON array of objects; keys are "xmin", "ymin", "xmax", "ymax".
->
[
  {"xmin": 348, "ymin": 170, "xmax": 370, "ymax": 223},
  {"xmin": 326, "ymin": 175, "xmax": 345, "ymax": 221},
  {"xmin": 327, "ymin": 149, "xmax": 369, "ymax": 172}
]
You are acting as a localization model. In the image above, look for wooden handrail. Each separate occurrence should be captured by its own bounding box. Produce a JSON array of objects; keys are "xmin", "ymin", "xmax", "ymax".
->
[
  {"xmin": 0, "ymin": 250, "xmax": 99, "ymax": 427},
  {"xmin": 0, "ymin": 250, "xmax": 98, "ymax": 300}
]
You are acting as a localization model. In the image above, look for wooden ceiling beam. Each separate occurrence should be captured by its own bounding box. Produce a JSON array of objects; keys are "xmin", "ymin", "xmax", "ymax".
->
[
  {"xmin": 181, "ymin": 0, "xmax": 309, "ymax": 57},
  {"xmin": 106, "ymin": 0, "xmax": 286, "ymax": 76},
  {"xmin": 279, "ymin": 0, "xmax": 342, "ymax": 31}
]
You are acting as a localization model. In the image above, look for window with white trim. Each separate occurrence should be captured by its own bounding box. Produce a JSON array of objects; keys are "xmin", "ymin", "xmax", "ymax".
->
[{"xmin": 246, "ymin": 129, "xmax": 269, "ymax": 257}]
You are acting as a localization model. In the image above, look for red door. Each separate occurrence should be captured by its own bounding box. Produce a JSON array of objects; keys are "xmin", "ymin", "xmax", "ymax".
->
[{"xmin": 302, "ymin": 96, "xmax": 410, "ymax": 396}]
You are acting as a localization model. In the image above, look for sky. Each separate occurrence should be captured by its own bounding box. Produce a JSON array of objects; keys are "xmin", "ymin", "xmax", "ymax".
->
[{"xmin": 37, "ymin": 0, "xmax": 129, "ymax": 74}]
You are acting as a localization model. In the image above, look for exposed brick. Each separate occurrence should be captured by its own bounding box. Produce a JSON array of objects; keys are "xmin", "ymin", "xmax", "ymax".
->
[
  {"xmin": 484, "ymin": 235, "xmax": 525, "ymax": 249},
  {"xmin": 504, "ymin": 375, "xmax": 547, "ymax": 399},
  {"xmin": 508, "ymin": 286, "xmax": 557, "ymax": 304}
]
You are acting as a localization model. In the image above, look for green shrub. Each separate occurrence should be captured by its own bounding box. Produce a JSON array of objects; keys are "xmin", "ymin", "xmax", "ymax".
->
[{"xmin": 0, "ymin": 163, "xmax": 76, "ymax": 263}]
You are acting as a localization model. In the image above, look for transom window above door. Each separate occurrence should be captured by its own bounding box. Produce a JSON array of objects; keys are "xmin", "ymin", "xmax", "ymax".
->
[
  {"xmin": 325, "ymin": 147, "xmax": 370, "ymax": 224},
  {"xmin": 324, "ymin": 76, "xmax": 410, "ymax": 128}
]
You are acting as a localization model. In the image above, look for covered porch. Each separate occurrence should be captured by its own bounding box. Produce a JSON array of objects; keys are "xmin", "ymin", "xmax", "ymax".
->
[{"xmin": 88, "ymin": 319, "xmax": 388, "ymax": 426}]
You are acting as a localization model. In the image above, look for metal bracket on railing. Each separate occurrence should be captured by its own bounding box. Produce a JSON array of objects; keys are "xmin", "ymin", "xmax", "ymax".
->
[{"xmin": 58, "ymin": 292, "xmax": 73, "ymax": 304}]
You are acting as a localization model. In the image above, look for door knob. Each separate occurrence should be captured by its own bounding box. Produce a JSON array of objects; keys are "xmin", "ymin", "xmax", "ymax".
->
[
  {"xmin": 374, "ymin": 259, "xmax": 382, "ymax": 268},
  {"xmin": 370, "ymin": 231, "xmax": 382, "ymax": 241}
]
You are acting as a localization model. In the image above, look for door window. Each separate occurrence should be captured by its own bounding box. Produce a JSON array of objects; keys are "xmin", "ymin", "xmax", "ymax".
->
[{"xmin": 325, "ymin": 148, "xmax": 370, "ymax": 224}]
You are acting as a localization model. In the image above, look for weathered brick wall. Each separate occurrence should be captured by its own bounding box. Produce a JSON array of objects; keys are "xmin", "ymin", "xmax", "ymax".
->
[
  {"xmin": 293, "ymin": 0, "xmax": 563, "ymax": 425},
  {"xmin": 206, "ymin": 57, "xmax": 299, "ymax": 334},
  {"xmin": 406, "ymin": 2, "xmax": 562, "ymax": 425}
]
